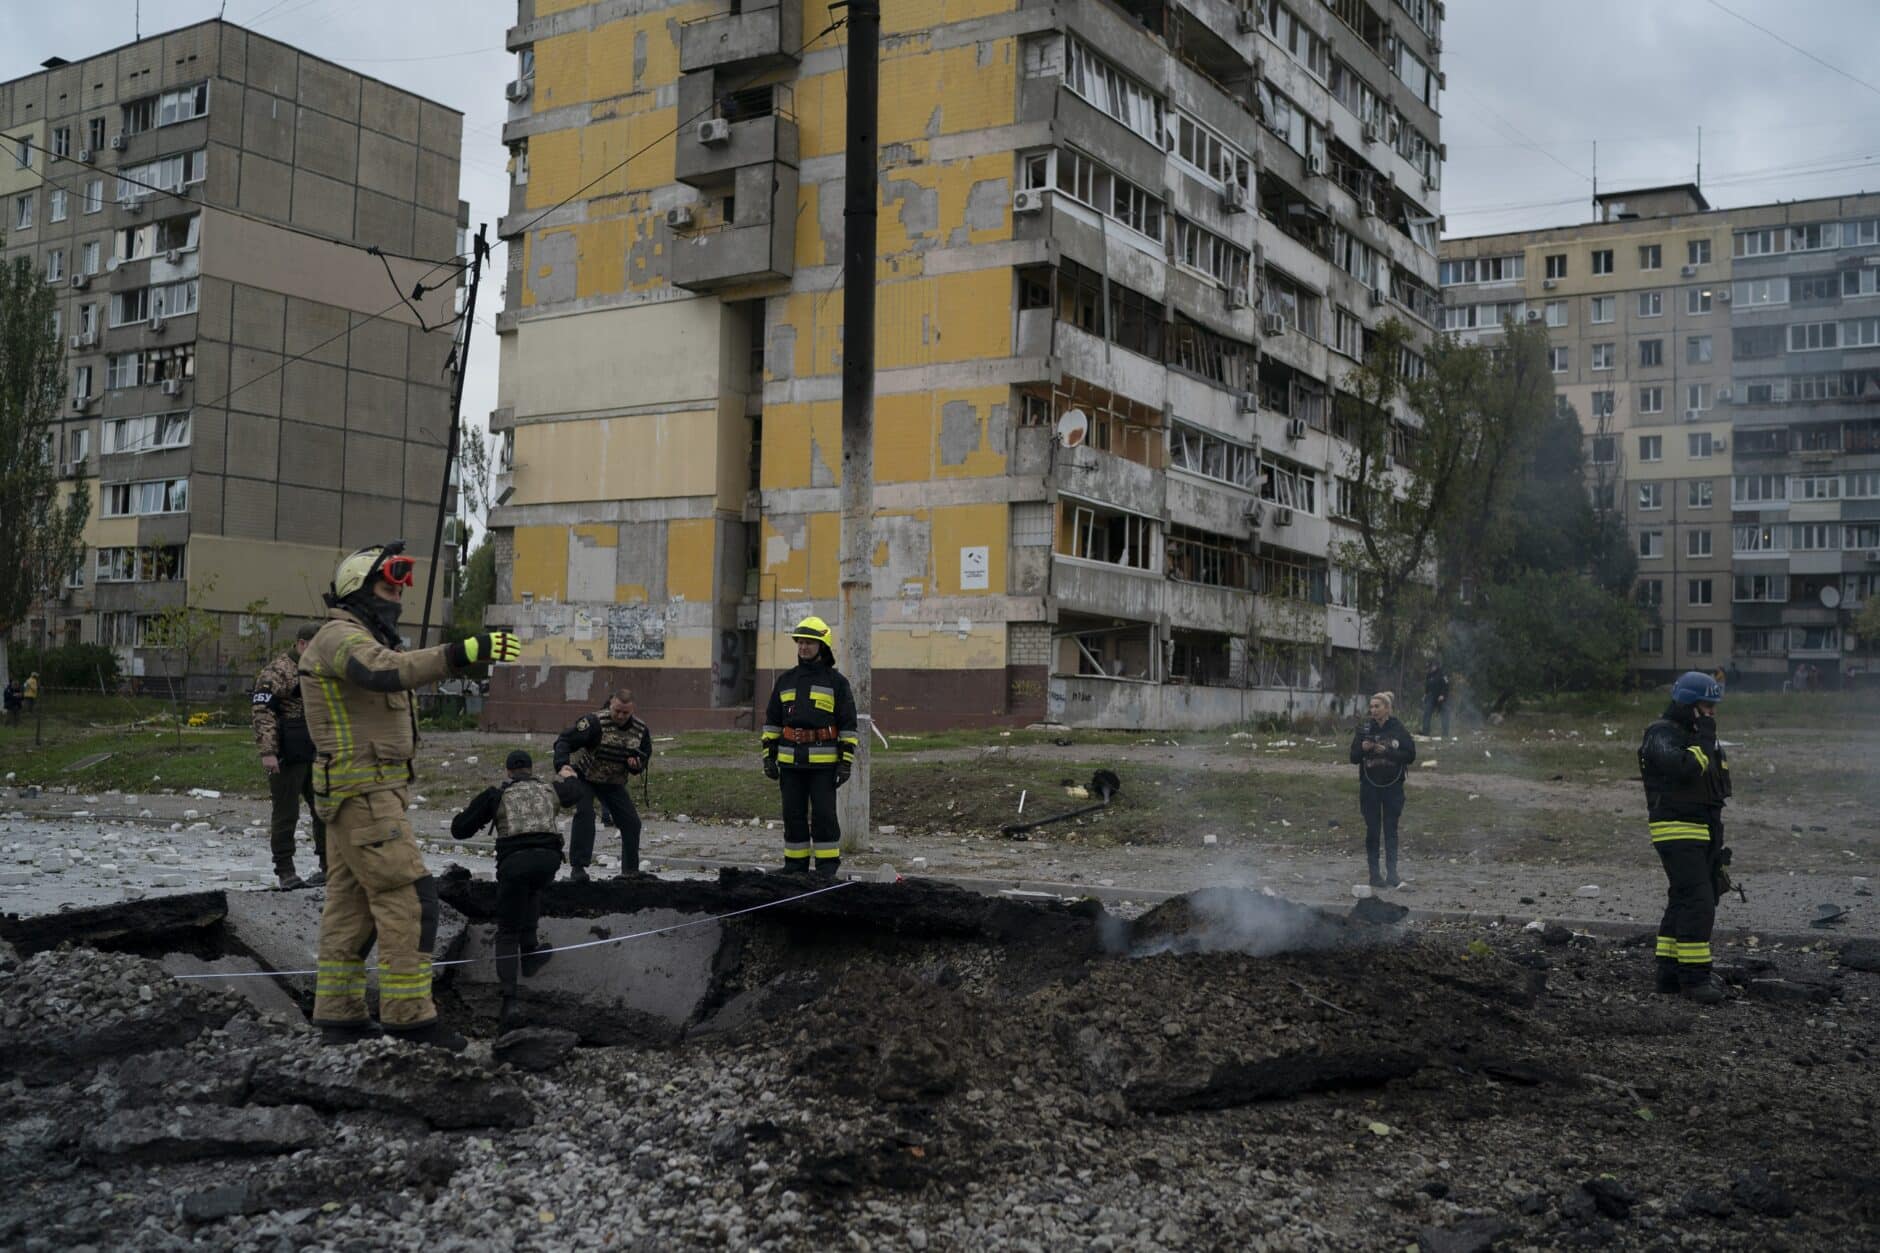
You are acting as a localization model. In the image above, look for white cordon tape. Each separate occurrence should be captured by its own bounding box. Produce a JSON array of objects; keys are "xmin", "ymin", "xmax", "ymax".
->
[{"xmin": 169, "ymin": 878, "xmax": 864, "ymax": 981}]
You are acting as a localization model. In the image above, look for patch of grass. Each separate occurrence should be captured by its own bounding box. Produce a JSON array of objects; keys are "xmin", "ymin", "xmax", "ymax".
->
[{"xmin": 1, "ymin": 727, "xmax": 264, "ymax": 795}]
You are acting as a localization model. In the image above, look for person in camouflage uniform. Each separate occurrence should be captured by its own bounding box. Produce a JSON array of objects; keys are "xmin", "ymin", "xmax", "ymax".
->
[
  {"xmin": 252, "ymin": 622, "xmax": 327, "ymax": 890},
  {"xmin": 452, "ymin": 749, "xmax": 574, "ymax": 1029}
]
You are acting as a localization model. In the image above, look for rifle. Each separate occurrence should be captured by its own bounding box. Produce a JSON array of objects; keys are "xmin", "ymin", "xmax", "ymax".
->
[{"xmin": 1712, "ymin": 845, "xmax": 1747, "ymax": 905}]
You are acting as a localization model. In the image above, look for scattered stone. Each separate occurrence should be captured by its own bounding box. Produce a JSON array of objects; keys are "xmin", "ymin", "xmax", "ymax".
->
[
  {"xmin": 1731, "ymin": 1166, "xmax": 1798, "ymax": 1217},
  {"xmin": 1574, "ymin": 885, "xmax": 1601, "ymax": 899},
  {"xmin": 1581, "ymin": 1175, "xmax": 1637, "ymax": 1220},
  {"xmin": 1541, "ymin": 925, "xmax": 1573, "ymax": 947},
  {"xmin": 1417, "ymin": 1217, "xmax": 1508, "ymax": 1253},
  {"xmin": 180, "ymin": 1183, "xmax": 262, "ymax": 1223},
  {"xmin": 83, "ymin": 1103, "xmax": 326, "ymax": 1163},
  {"xmin": 1746, "ymin": 978, "xmax": 1831, "ymax": 1005},
  {"xmin": 1837, "ymin": 938, "xmax": 1880, "ymax": 972},
  {"xmin": 251, "ymin": 1041, "xmax": 534, "ymax": 1129},
  {"xmin": 1680, "ymin": 1188, "xmax": 1735, "ymax": 1219},
  {"xmin": 494, "ymin": 1026, "xmax": 579, "ymax": 1072}
]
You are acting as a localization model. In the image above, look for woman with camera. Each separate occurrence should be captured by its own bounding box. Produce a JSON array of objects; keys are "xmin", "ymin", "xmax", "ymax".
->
[{"xmin": 1350, "ymin": 691, "xmax": 1416, "ymax": 889}]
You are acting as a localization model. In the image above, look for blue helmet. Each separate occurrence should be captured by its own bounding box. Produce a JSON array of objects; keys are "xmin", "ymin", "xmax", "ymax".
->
[{"xmin": 1670, "ymin": 670, "xmax": 1723, "ymax": 706}]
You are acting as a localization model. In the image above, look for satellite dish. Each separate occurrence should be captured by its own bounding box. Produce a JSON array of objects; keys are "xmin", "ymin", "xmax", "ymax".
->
[
  {"xmin": 1821, "ymin": 585, "xmax": 1842, "ymax": 609},
  {"xmin": 1055, "ymin": 409, "xmax": 1089, "ymax": 448}
]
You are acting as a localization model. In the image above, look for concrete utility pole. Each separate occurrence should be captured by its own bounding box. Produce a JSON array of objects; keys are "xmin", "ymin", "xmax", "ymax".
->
[{"xmin": 837, "ymin": 1, "xmax": 879, "ymax": 854}]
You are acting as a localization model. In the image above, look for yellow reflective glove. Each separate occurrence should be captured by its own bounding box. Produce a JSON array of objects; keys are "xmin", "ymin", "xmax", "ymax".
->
[{"xmin": 463, "ymin": 631, "xmax": 522, "ymax": 664}]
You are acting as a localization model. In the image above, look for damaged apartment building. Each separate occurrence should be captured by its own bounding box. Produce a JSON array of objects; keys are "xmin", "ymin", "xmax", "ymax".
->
[
  {"xmin": 0, "ymin": 21, "xmax": 465, "ymax": 687},
  {"xmin": 486, "ymin": 0, "xmax": 1444, "ymax": 731}
]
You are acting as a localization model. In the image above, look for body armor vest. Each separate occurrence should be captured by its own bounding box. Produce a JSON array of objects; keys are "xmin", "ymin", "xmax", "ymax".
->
[
  {"xmin": 496, "ymin": 777, "xmax": 561, "ymax": 838},
  {"xmin": 572, "ymin": 713, "xmax": 643, "ymax": 785}
]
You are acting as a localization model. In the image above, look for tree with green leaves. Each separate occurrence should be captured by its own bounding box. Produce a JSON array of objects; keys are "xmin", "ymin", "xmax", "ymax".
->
[
  {"xmin": 1, "ymin": 245, "xmax": 90, "ymax": 689},
  {"xmin": 143, "ymin": 576, "xmax": 220, "ymax": 744}
]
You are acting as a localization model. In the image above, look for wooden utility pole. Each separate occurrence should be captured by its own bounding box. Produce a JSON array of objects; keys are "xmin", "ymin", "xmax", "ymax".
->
[{"xmin": 837, "ymin": 1, "xmax": 879, "ymax": 854}]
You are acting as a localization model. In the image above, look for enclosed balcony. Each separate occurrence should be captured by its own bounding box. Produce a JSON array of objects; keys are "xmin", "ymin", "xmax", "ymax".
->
[
  {"xmin": 675, "ymin": 82, "xmax": 799, "ymax": 194},
  {"xmin": 680, "ymin": 0, "xmax": 803, "ymax": 75}
]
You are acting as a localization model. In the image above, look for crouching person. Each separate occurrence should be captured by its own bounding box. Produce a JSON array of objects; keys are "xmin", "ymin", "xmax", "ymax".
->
[{"xmin": 452, "ymin": 749, "xmax": 572, "ymax": 1030}]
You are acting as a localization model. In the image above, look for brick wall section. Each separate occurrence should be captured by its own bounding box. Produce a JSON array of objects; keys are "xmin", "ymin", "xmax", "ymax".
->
[{"xmin": 1006, "ymin": 621, "xmax": 1050, "ymax": 666}]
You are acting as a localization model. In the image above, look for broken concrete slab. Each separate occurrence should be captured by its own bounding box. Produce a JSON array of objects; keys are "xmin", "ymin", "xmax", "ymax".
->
[
  {"xmin": 493, "ymin": 1025, "xmax": 579, "ymax": 1072},
  {"xmin": 81, "ymin": 1103, "xmax": 327, "ymax": 1163},
  {"xmin": 103, "ymin": 1045, "xmax": 255, "ymax": 1109},
  {"xmin": 0, "ymin": 889, "xmax": 225, "ymax": 955},
  {"xmin": 249, "ymin": 1040, "xmax": 532, "ymax": 1130},
  {"xmin": 221, "ymin": 885, "xmax": 469, "ymax": 1004},
  {"xmin": 1745, "ymin": 978, "xmax": 1832, "ymax": 1004},
  {"xmin": 1838, "ymin": 938, "xmax": 1880, "ymax": 972},
  {"xmin": 179, "ymin": 1182, "xmax": 263, "ymax": 1224},
  {"xmin": 1417, "ymin": 1217, "xmax": 1509, "ymax": 1253},
  {"xmin": 1121, "ymin": 1050, "xmax": 1425, "ymax": 1114},
  {"xmin": 160, "ymin": 953, "xmax": 304, "ymax": 1020}
]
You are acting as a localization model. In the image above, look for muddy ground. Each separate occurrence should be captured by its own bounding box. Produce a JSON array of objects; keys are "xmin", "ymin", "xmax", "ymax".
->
[{"xmin": 1, "ymin": 874, "xmax": 1877, "ymax": 1251}]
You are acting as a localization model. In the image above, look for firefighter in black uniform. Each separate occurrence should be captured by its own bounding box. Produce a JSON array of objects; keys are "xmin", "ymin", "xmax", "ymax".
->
[
  {"xmin": 1638, "ymin": 670, "xmax": 1733, "ymax": 1004},
  {"xmin": 760, "ymin": 616, "xmax": 859, "ymax": 875},
  {"xmin": 451, "ymin": 750, "xmax": 572, "ymax": 1028},
  {"xmin": 552, "ymin": 689, "xmax": 653, "ymax": 882}
]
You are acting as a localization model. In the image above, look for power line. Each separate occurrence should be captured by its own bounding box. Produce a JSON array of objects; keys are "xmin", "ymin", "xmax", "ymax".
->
[
  {"xmin": 1703, "ymin": 0, "xmax": 1880, "ymax": 101},
  {"xmin": 503, "ymin": 17, "xmax": 849, "ymax": 243}
]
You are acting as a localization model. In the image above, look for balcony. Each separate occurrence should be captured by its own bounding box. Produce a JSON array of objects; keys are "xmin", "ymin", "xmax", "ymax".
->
[
  {"xmin": 671, "ymin": 165, "xmax": 799, "ymax": 291},
  {"xmin": 1051, "ymin": 554, "xmax": 1163, "ymax": 621},
  {"xmin": 679, "ymin": 0, "xmax": 802, "ymax": 75},
  {"xmin": 674, "ymin": 91, "xmax": 798, "ymax": 193},
  {"xmin": 1056, "ymin": 443, "xmax": 1161, "ymax": 517}
]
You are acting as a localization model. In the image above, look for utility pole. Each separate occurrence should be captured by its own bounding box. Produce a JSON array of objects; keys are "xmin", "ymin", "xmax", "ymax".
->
[
  {"xmin": 418, "ymin": 223, "xmax": 488, "ymax": 649},
  {"xmin": 837, "ymin": 1, "xmax": 879, "ymax": 855}
]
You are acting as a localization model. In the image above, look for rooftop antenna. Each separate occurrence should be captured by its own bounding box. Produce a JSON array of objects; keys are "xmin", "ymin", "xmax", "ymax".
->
[
  {"xmin": 135, "ymin": 0, "xmax": 140, "ymax": 39},
  {"xmin": 1696, "ymin": 125, "xmax": 1703, "ymax": 189},
  {"xmin": 1591, "ymin": 140, "xmax": 1598, "ymax": 221}
]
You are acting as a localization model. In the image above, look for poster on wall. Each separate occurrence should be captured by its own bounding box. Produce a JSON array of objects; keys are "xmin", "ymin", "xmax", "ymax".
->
[
  {"xmin": 607, "ymin": 604, "xmax": 666, "ymax": 660},
  {"xmin": 959, "ymin": 545, "xmax": 989, "ymax": 591}
]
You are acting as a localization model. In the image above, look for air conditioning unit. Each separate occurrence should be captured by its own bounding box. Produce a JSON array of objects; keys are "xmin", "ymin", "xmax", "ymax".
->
[
  {"xmin": 1260, "ymin": 312, "xmax": 1285, "ymax": 337},
  {"xmin": 1542, "ymin": 278, "xmax": 1558, "ymax": 290},
  {"xmin": 1236, "ymin": 391, "xmax": 1260, "ymax": 415},
  {"xmin": 1226, "ymin": 287, "xmax": 1251, "ymax": 311},
  {"xmin": 1866, "ymin": 548, "xmax": 1880, "ymax": 563},
  {"xmin": 1525, "ymin": 309, "xmax": 1542, "ymax": 323},
  {"xmin": 1222, "ymin": 182, "xmax": 1248, "ymax": 213},
  {"xmin": 1274, "ymin": 506, "xmax": 1296, "ymax": 526},
  {"xmin": 71, "ymin": 394, "xmax": 92, "ymax": 412},
  {"xmin": 78, "ymin": 147, "xmax": 93, "ymax": 163},
  {"xmin": 665, "ymin": 205, "xmax": 695, "ymax": 230},
  {"xmin": 1285, "ymin": 417, "xmax": 1307, "ymax": 440},
  {"xmin": 1683, "ymin": 409, "xmax": 1701, "ymax": 423},
  {"xmin": 696, "ymin": 118, "xmax": 732, "ymax": 146},
  {"xmin": 1361, "ymin": 121, "xmax": 1380, "ymax": 146},
  {"xmin": 160, "ymin": 378, "xmax": 183, "ymax": 397},
  {"xmin": 1243, "ymin": 504, "xmax": 1265, "ymax": 526},
  {"xmin": 1370, "ymin": 286, "xmax": 1387, "ymax": 308},
  {"xmin": 70, "ymin": 274, "xmax": 89, "ymax": 291},
  {"xmin": 1012, "ymin": 188, "xmax": 1046, "ymax": 215},
  {"xmin": 149, "ymin": 315, "xmax": 166, "ymax": 333},
  {"xmin": 125, "ymin": 196, "xmax": 146, "ymax": 216},
  {"xmin": 1236, "ymin": 6, "xmax": 1260, "ymax": 33},
  {"xmin": 1681, "ymin": 263, "xmax": 1698, "ymax": 277},
  {"xmin": 69, "ymin": 334, "xmax": 85, "ymax": 351},
  {"xmin": 1716, "ymin": 287, "xmax": 1731, "ymax": 302},
  {"xmin": 165, "ymin": 248, "xmax": 182, "ymax": 264},
  {"xmin": 1305, "ymin": 152, "xmax": 1324, "ymax": 176},
  {"xmin": 60, "ymin": 460, "xmax": 77, "ymax": 478},
  {"xmin": 1717, "ymin": 386, "xmax": 1734, "ymax": 402},
  {"xmin": 1713, "ymin": 438, "xmax": 1726, "ymax": 451},
  {"xmin": 504, "ymin": 79, "xmax": 532, "ymax": 103},
  {"xmin": 109, "ymin": 132, "xmax": 126, "ymax": 151}
]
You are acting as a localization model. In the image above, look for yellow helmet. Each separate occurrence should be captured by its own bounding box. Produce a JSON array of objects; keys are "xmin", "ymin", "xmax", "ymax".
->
[
  {"xmin": 790, "ymin": 615, "xmax": 834, "ymax": 647},
  {"xmin": 329, "ymin": 540, "xmax": 412, "ymax": 601}
]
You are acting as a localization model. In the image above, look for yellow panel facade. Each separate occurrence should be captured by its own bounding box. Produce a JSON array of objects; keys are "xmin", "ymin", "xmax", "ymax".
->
[
  {"xmin": 512, "ymin": 411, "xmax": 723, "ymax": 505},
  {"xmin": 512, "ymin": 525, "xmax": 570, "ymax": 601},
  {"xmin": 667, "ymin": 518, "xmax": 716, "ymax": 603},
  {"xmin": 759, "ymin": 400, "xmax": 841, "ymax": 490},
  {"xmin": 930, "ymin": 503, "xmax": 1008, "ymax": 596}
]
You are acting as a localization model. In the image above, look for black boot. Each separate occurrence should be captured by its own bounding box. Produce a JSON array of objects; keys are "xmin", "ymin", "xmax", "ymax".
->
[
  {"xmin": 520, "ymin": 941, "xmax": 554, "ymax": 978},
  {"xmin": 318, "ymin": 1020, "xmax": 382, "ymax": 1047},
  {"xmin": 1680, "ymin": 966, "xmax": 1726, "ymax": 1005},
  {"xmin": 812, "ymin": 857, "xmax": 841, "ymax": 878},
  {"xmin": 781, "ymin": 859, "xmax": 810, "ymax": 874},
  {"xmin": 569, "ymin": 866, "xmax": 590, "ymax": 884},
  {"xmin": 495, "ymin": 935, "xmax": 522, "ymax": 1003},
  {"xmin": 1654, "ymin": 957, "xmax": 1681, "ymax": 994},
  {"xmin": 388, "ymin": 1019, "xmax": 468, "ymax": 1052},
  {"xmin": 1367, "ymin": 864, "xmax": 1385, "ymax": 889}
]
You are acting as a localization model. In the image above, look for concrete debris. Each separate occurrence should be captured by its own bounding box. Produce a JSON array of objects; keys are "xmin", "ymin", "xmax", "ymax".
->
[
  {"xmin": 179, "ymin": 1182, "xmax": 263, "ymax": 1224},
  {"xmin": 493, "ymin": 1026, "xmax": 579, "ymax": 1072},
  {"xmin": 1744, "ymin": 978, "xmax": 1832, "ymax": 1005},
  {"xmin": 82, "ymin": 1103, "xmax": 327, "ymax": 1163},
  {"xmin": 1838, "ymin": 938, "xmax": 1880, "ymax": 972},
  {"xmin": 250, "ymin": 1042, "xmax": 534, "ymax": 1130},
  {"xmin": 1573, "ymin": 885, "xmax": 1601, "ymax": 898}
]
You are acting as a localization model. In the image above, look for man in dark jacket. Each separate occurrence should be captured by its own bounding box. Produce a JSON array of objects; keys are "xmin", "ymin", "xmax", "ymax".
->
[
  {"xmin": 252, "ymin": 622, "xmax": 327, "ymax": 890},
  {"xmin": 452, "ymin": 750, "xmax": 572, "ymax": 1028},
  {"xmin": 1350, "ymin": 691, "xmax": 1416, "ymax": 888},
  {"xmin": 1638, "ymin": 670, "xmax": 1732, "ymax": 1004},
  {"xmin": 552, "ymin": 690, "xmax": 653, "ymax": 882},
  {"xmin": 760, "ymin": 616, "xmax": 859, "ymax": 875},
  {"xmin": 1420, "ymin": 661, "xmax": 1450, "ymax": 738}
]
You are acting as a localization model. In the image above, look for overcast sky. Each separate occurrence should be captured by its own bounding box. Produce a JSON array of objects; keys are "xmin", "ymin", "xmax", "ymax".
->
[{"xmin": 11, "ymin": 0, "xmax": 1880, "ymax": 531}]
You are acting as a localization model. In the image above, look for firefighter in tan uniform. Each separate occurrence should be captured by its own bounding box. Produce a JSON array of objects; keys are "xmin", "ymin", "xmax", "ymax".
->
[{"xmin": 299, "ymin": 540, "xmax": 520, "ymax": 1049}]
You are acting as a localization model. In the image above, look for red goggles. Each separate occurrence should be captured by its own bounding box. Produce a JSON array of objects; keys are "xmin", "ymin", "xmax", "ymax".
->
[{"xmin": 377, "ymin": 554, "xmax": 416, "ymax": 588}]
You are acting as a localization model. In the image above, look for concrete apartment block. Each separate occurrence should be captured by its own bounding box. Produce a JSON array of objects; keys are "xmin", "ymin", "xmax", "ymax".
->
[
  {"xmin": 0, "ymin": 19, "xmax": 465, "ymax": 690},
  {"xmin": 1444, "ymin": 185, "xmax": 1880, "ymax": 688},
  {"xmin": 486, "ymin": 0, "xmax": 1445, "ymax": 731}
]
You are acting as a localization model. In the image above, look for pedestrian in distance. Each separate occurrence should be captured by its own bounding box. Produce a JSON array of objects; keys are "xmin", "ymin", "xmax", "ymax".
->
[
  {"xmin": 2, "ymin": 677, "xmax": 20, "ymax": 726},
  {"xmin": 552, "ymin": 689, "xmax": 653, "ymax": 882},
  {"xmin": 1637, "ymin": 670, "xmax": 1733, "ymax": 1004},
  {"xmin": 299, "ymin": 540, "xmax": 522, "ymax": 1051},
  {"xmin": 760, "ymin": 616, "xmax": 859, "ymax": 875},
  {"xmin": 451, "ymin": 749, "xmax": 572, "ymax": 1030},
  {"xmin": 1351, "ymin": 691, "xmax": 1416, "ymax": 889},
  {"xmin": 21, "ymin": 671, "xmax": 38, "ymax": 715},
  {"xmin": 1420, "ymin": 660, "xmax": 1451, "ymax": 738},
  {"xmin": 252, "ymin": 622, "xmax": 328, "ymax": 890}
]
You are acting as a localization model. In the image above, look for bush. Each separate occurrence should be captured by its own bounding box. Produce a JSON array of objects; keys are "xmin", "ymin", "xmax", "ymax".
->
[{"xmin": 9, "ymin": 643, "xmax": 121, "ymax": 691}]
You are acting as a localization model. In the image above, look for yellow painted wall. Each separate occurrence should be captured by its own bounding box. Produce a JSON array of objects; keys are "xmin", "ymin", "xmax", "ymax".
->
[
  {"xmin": 666, "ymin": 518, "xmax": 716, "ymax": 603},
  {"xmin": 512, "ymin": 525, "xmax": 571, "ymax": 601},
  {"xmin": 512, "ymin": 411, "xmax": 724, "ymax": 505},
  {"xmin": 931, "ymin": 503, "xmax": 1007, "ymax": 595},
  {"xmin": 874, "ymin": 386, "xmax": 1010, "ymax": 482},
  {"xmin": 526, "ymin": 632, "xmax": 714, "ymax": 669},
  {"xmin": 760, "ymin": 511, "xmax": 840, "ymax": 600}
]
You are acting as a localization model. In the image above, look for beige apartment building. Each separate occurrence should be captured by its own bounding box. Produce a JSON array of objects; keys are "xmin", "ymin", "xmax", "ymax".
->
[
  {"xmin": 486, "ymin": 0, "xmax": 1446, "ymax": 731},
  {"xmin": 0, "ymin": 20, "xmax": 464, "ymax": 689},
  {"xmin": 1444, "ymin": 185, "xmax": 1880, "ymax": 688}
]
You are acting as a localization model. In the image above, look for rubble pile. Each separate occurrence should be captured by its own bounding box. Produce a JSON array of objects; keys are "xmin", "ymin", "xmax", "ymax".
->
[{"xmin": 1, "ymin": 882, "xmax": 1877, "ymax": 1250}]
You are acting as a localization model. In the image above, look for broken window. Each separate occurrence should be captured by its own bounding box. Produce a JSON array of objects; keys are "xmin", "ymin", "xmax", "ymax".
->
[
  {"xmin": 1063, "ymin": 501, "xmax": 1155, "ymax": 571},
  {"xmin": 1165, "ymin": 524, "xmax": 1252, "ymax": 589},
  {"xmin": 1255, "ymin": 549, "xmax": 1329, "ymax": 604},
  {"xmin": 1169, "ymin": 422, "xmax": 1258, "ymax": 489},
  {"xmin": 1165, "ymin": 316, "xmax": 1253, "ymax": 390},
  {"xmin": 1168, "ymin": 631, "xmax": 1234, "ymax": 687}
]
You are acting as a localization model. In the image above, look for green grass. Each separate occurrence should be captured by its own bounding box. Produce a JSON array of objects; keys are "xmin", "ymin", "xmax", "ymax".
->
[{"xmin": 0, "ymin": 726, "xmax": 263, "ymax": 794}]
